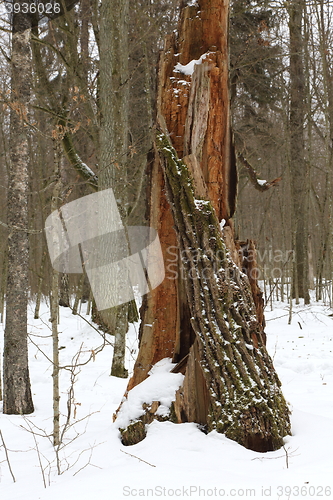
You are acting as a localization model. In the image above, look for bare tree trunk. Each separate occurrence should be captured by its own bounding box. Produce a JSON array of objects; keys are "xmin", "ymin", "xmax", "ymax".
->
[
  {"xmin": 315, "ymin": 0, "xmax": 333, "ymax": 299},
  {"xmin": 58, "ymin": 274, "xmax": 70, "ymax": 308},
  {"xmin": 50, "ymin": 142, "xmax": 62, "ymax": 446},
  {"xmin": 0, "ymin": 352, "xmax": 2, "ymax": 401},
  {"xmin": 0, "ymin": 250, "xmax": 7, "ymax": 324},
  {"xmin": 98, "ymin": 0, "xmax": 130, "ymax": 378},
  {"xmin": 3, "ymin": 9, "xmax": 34, "ymax": 415},
  {"xmin": 34, "ymin": 250, "xmax": 46, "ymax": 319},
  {"xmin": 51, "ymin": 265, "xmax": 60, "ymax": 446},
  {"xmin": 289, "ymin": 0, "xmax": 310, "ymax": 303}
]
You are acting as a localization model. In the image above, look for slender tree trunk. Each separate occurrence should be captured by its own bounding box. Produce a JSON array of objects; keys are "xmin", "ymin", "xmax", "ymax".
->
[
  {"xmin": 51, "ymin": 143, "xmax": 62, "ymax": 446},
  {"xmin": 3, "ymin": 9, "xmax": 34, "ymax": 415},
  {"xmin": 98, "ymin": 0, "xmax": 130, "ymax": 378},
  {"xmin": 0, "ymin": 250, "xmax": 7, "ymax": 323},
  {"xmin": 289, "ymin": 0, "xmax": 310, "ymax": 303},
  {"xmin": 80, "ymin": 0, "xmax": 90, "ymax": 83},
  {"xmin": 316, "ymin": 0, "xmax": 333, "ymax": 296},
  {"xmin": 51, "ymin": 257, "xmax": 60, "ymax": 448},
  {"xmin": 0, "ymin": 354, "xmax": 2, "ymax": 402},
  {"xmin": 58, "ymin": 274, "xmax": 70, "ymax": 308},
  {"xmin": 34, "ymin": 250, "xmax": 46, "ymax": 319}
]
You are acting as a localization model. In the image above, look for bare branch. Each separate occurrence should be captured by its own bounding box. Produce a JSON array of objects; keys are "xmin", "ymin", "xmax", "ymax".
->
[
  {"xmin": 120, "ymin": 449, "xmax": 156, "ymax": 468},
  {"xmin": 237, "ymin": 152, "xmax": 282, "ymax": 191},
  {"xmin": 62, "ymin": 132, "xmax": 98, "ymax": 190},
  {"xmin": 0, "ymin": 429, "xmax": 16, "ymax": 483},
  {"xmin": 23, "ymin": 419, "xmax": 47, "ymax": 488}
]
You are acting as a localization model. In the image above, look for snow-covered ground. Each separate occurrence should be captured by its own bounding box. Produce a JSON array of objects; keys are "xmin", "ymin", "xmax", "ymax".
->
[{"xmin": 0, "ymin": 294, "xmax": 332, "ymax": 500}]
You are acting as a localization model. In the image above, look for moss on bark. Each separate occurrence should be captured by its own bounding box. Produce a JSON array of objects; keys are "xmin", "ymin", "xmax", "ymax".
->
[{"xmin": 155, "ymin": 130, "xmax": 291, "ymax": 452}]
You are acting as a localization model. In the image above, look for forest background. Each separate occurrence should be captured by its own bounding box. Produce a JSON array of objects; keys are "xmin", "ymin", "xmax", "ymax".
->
[{"xmin": 0, "ymin": 0, "xmax": 332, "ymax": 322}]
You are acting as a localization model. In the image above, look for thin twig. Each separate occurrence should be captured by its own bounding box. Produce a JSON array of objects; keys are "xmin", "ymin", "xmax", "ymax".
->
[
  {"xmin": 72, "ymin": 445, "xmax": 103, "ymax": 476},
  {"xmin": 251, "ymin": 446, "xmax": 299, "ymax": 468},
  {"xmin": 283, "ymin": 445, "xmax": 289, "ymax": 469},
  {"xmin": 23, "ymin": 418, "xmax": 47, "ymax": 488},
  {"xmin": 0, "ymin": 429, "xmax": 16, "ymax": 482},
  {"xmin": 120, "ymin": 449, "xmax": 156, "ymax": 468}
]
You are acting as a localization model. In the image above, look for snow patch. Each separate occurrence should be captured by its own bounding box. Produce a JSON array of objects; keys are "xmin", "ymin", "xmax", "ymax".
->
[
  {"xmin": 220, "ymin": 218, "xmax": 226, "ymax": 229},
  {"xmin": 115, "ymin": 358, "xmax": 184, "ymax": 429},
  {"xmin": 194, "ymin": 198, "xmax": 210, "ymax": 209},
  {"xmin": 174, "ymin": 53, "xmax": 207, "ymax": 76},
  {"xmin": 0, "ymin": 292, "xmax": 333, "ymax": 498}
]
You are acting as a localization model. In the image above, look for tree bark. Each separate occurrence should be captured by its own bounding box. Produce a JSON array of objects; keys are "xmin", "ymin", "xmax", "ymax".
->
[
  {"xmin": 117, "ymin": 0, "xmax": 290, "ymax": 452},
  {"xmin": 98, "ymin": 0, "xmax": 130, "ymax": 378},
  {"xmin": 289, "ymin": 0, "xmax": 310, "ymax": 303},
  {"xmin": 3, "ymin": 9, "xmax": 34, "ymax": 414},
  {"xmin": 156, "ymin": 129, "xmax": 290, "ymax": 451},
  {"xmin": 50, "ymin": 143, "xmax": 62, "ymax": 447},
  {"xmin": 314, "ymin": 0, "xmax": 333, "ymax": 299}
]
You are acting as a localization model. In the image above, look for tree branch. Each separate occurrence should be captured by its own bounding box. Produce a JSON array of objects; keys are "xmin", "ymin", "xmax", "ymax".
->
[
  {"xmin": 237, "ymin": 152, "xmax": 282, "ymax": 191},
  {"xmin": 62, "ymin": 132, "xmax": 98, "ymax": 190}
]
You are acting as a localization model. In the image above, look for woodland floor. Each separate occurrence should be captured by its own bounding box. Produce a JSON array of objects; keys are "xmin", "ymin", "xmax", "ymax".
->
[{"xmin": 0, "ymin": 289, "xmax": 332, "ymax": 500}]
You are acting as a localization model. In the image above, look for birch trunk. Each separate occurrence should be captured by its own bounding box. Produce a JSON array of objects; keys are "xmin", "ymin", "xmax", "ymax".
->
[{"xmin": 50, "ymin": 143, "xmax": 62, "ymax": 447}]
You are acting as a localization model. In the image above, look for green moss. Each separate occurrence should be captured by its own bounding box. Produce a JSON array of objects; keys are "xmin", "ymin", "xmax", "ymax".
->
[
  {"xmin": 120, "ymin": 420, "xmax": 147, "ymax": 446},
  {"xmin": 169, "ymin": 402, "xmax": 178, "ymax": 423}
]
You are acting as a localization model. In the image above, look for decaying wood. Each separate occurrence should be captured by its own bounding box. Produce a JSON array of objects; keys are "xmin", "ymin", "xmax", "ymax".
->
[
  {"xmin": 117, "ymin": 0, "xmax": 290, "ymax": 452},
  {"xmin": 127, "ymin": 0, "xmax": 237, "ymax": 392},
  {"xmin": 126, "ymin": 152, "xmax": 180, "ymax": 391}
]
